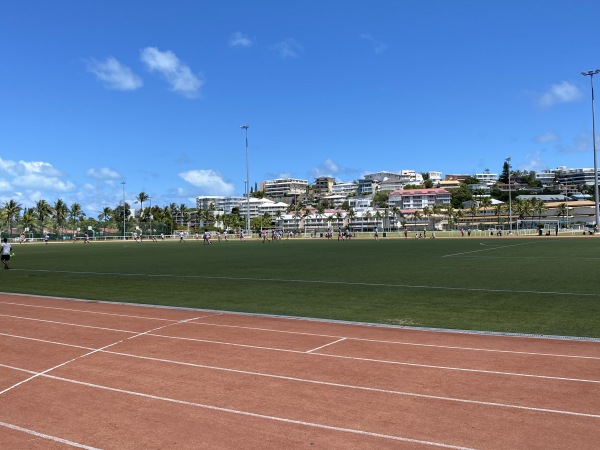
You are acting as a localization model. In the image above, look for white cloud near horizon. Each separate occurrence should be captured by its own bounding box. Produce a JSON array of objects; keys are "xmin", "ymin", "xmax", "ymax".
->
[
  {"xmin": 179, "ymin": 169, "xmax": 235, "ymax": 196},
  {"xmin": 271, "ymin": 39, "xmax": 303, "ymax": 59},
  {"xmin": 538, "ymin": 81, "xmax": 582, "ymax": 108},
  {"xmin": 535, "ymin": 132, "xmax": 559, "ymax": 143},
  {"xmin": 140, "ymin": 47, "xmax": 203, "ymax": 98},
  {"xmin": 86, "ymin": 167, "xmax": 121, "ymax": 180},
  {"xmin": 229, "ymin": 32, "xmax": 254, "ymax": 47},
  {"xmin": 360, "ymin": 33, "xmax": 387, "ymax": 54},
  {"xmin": 310, "ymin": 158, "xmax": 340, "ymax": 178},
  {"xmin": 0, "ymin": 157, "xmax": 76, "ymax": 194},
  {"xmin": 85, "ymin": 57, "xmax": 143, "ymax": 91}
]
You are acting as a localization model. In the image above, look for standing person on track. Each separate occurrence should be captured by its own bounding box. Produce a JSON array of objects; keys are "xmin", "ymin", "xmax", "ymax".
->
[{"xmin": 1, "ymin": 238, "xmax": 12, "ymax": 270}]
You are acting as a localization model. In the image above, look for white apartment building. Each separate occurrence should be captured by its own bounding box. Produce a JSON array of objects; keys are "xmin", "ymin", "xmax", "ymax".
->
[
  {"xmin": 428, "ymin": 171, "xmax": 442, "ymax": 185},
  {"xmin": 348, "ymin": 196, "xmax": 373, "ymax": 211},
  {"xmin": 332, "ymin": 182, "xmax": 358, "ymax": 196},
  {"xmin": 556, "ymin": 168, "xmax": 600, "ymax": 187},
  {"xmin": 196, "ymin": 196, "xmax": 245, "ymax": 213},
  {"xmin": 263, "ymin": 178, "xmax": 308, "ymax": 197},
  {"xmin": 475, "ymin": 172, "xmax": 498, "ymax": 186},
  {"xmin": 238, "ymin": 197, "xmax": 288, "ymax": 219},
  {"xmin": 388, "ymin": 188, "xmax": 451, "ymax": 210}
]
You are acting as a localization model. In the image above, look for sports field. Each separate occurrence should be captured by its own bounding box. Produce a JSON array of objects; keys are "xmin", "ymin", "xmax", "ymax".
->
[
  {"xmin": 2, "ymin": 236, "xmax": 600, "ymax": 448},
  {"xmin": 3, "ymin": 235, "xmax": 600, "ymax": 338}
]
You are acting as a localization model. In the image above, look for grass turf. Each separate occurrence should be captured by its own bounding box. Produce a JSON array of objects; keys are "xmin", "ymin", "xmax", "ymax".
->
[{"xmin": 4, "ymin": 235, "xmax": 600, "ymax": 337}]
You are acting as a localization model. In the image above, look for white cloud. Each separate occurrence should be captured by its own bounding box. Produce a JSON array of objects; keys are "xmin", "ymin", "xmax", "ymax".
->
[
  {"xmin": 13, "ymin": 174, "xmax": 75, "ymax": 192},
  {"xmin": 85, "ymin": 57, "xmax": 143, "ymax": 91},
  {"xmin": 538, "ymin": 81, "xmax": 582, "ymax": 108},
  {"xmin": 310, "ymin": 158, "xmax": 340, "ymax": 178},
  {"xmin": 229, "ymin": 32, "xmax": 254, "ymax": 48},
  {"xmin": 522, "ymin": 151, "xmax": 548, "ymax": 172},
  {"xmin": 558, "ymin": 132, "xmax": 595, "ymax": 154},
  {"xmin": 179, "ymin": 169, "xmax": 235, "ymax": 196},
  {"xmin": 360, "ymin": 34, "xmax": 388, "ymax": 54},
  {"xmin": 271, "ymin": 39, "xmax": 303, "ymax": 59},
  {"xmin": 0, "ymin": 157, "xmax": 75, "ymax": 194},
  {"xmin": 86, "ymin": 167, "xmax": 121, "ymax": 180},
  {"xmin": 535, "ymin": 132, "xmax": 559, "ymax": 143},
  {"xmin": 140, "ymin": 47, "xmax": 203, "ymax": 98}
]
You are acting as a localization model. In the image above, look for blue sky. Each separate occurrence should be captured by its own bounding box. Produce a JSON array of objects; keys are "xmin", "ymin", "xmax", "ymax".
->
[{"xmin": 1, "ymin": 1, "xmax": 600, "ymax": 217}]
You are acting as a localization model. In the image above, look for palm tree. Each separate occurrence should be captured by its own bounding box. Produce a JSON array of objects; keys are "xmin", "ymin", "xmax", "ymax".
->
[
  {"xmin": 444, "ymin": 205, "xmax": 455, "ymax": 230},
  {"xmin": 136, "ymin": 192, "xmax": 150, "ymax": 219},
  {"xmin": 556, "ymin": 202, "xmax": 568, "ymax": 228},
  {"xmin": 468, "ymin": 204, "xmax": 479, "ymax": 227},
  {"xmin": 3, "ymin": 199, "xmax": 22, "ymax": 236},
  {"xmin": 493, "ymin": 204, "xmax": 506, "ymax": 228},
  {"xmin": 422, "ymin": 206, "xmax": 432, "ymax": 230},
  {"xmin": 52, "ymin": 199, "xmax": 69, "ymax": 237},
  {"xmin": 35, "ymin": 199, "xmax": 53, "ymax": 235},
  {"xmin": 97, "ymin": 207, "xmax": 113, "ymax": 234},
  {"xmin": 364, "ymin": 210, "xmax": 373, "ymax": 232},
  {"xmin": 69, "ymin": 202, "xmax": 84, "ymax": 233},
  {"xmin": 412, "ymin": 210, "xmax": 423, "ymax": 231},
  {"xmin": 391, "ymin": 206, "xmax": 401, "ymax": 230}
]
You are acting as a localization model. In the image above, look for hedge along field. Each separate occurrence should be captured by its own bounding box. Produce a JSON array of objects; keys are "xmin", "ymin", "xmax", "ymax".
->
[{"xmin": 4, "ymin": 235, "xmax": 600, "ymax": 338}]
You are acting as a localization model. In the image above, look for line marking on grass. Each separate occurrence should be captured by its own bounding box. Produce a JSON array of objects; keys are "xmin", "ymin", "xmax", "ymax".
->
[
  {"xmin": 1, "ymin": 365, "xmax": 474, "ymax": 449},
  {"xmin": 13, "ymin": 268, "xmax": 600, "ymax": 298},
  {"xmin": 442, "ymin": 241, "xmax": 538, "ymax": 258},
  {"xmin": 0, "ymin": 421, "xmax": 100, "ymax": 450}
]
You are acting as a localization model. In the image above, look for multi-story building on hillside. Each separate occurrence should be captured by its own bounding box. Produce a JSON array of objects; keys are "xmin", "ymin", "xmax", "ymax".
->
[
  {"xmin": 388, "ymin": 188, "xmax": 451, "ymax": 210},
  {"xmin": 312, "ymin": 176, "xmax": 335, "ymax": 196},
  {"xmin": 332, "ymin": 181, "xmax": 358, "ymax": 196},
  {"xmin": 196, "ymin": 196, "xmax": 245, "ymax": 213},
  {"xmin": 263, "ymin": 178, "xmax": 308, "ymax": 197}
]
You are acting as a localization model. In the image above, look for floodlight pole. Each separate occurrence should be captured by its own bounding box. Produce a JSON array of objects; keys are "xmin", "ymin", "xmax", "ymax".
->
[
  {"xmin": 121, "ymin": 180, "xmax": 126, "ymax": 240},
  {"xmin": 581, "ymin": 69, "xmax": 600, "ymax": 232},
  {"xmin": 240, "ymin": 125, "xmax": 250, "ymax": 236},
  {"xmin": 149, "ymin": 196, "xmax": 153, "ymax": 238},
  {"xmin": 506, "ymin": 157, "xmax": 512, "ymax": 233}
]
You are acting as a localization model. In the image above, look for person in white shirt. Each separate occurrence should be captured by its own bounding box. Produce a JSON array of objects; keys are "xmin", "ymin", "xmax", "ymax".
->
[{"xmin": 1, "ymin": 238, "xmax": 12, "ymax": 270}]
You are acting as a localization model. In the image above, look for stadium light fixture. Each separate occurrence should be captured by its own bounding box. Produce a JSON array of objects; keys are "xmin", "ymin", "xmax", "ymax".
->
[
  {"xmin": 581, "ymin": 69, "xmax": 600, "ymax": 232},
  {"xmin": 240, "ymin": 125, "xmax": 250, "ymax": 236},
  {"xmin": 505, "ymin": 157, "xmax": 512, "ymax": 233},
  {"xmin": 121, "ymin": 180, "xmax": 126, "ymax": 240}
]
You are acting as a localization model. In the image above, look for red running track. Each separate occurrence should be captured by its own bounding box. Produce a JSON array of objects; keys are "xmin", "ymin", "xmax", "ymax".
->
[{"xmin": 0, "ymin": 293, "xmax": 599, "ymax": 449}]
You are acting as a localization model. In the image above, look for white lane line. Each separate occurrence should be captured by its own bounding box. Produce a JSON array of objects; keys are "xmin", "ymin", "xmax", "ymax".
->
[
  {"xmin": 0, "ymin": 366, "xmax": 476, "ymax": 449},
  {"xmin": 3, "ymin": 306, "xmax": 597, "ymax": 362},
  {"xmin": 148, "ymin": 332, "xmax": 600, "ymax": 384},
  {"xmin": 0, "ymin": 300, "xmax": 181, "ymax": 322},
  {"xmin": 306, "ymin": 338, "xmax": 346, "ymax": 353},
  {"xmin": 0, "ymin": 313, "xmax": 138, "ymax": 334},
  {"xmin": 0, "ymin": 316, "xmax": 202, "ymax": 396},
  {"xmin": 441, "ymin": 242, "xmax": 538, "ymax": 258},
  {"xmin": 1, "ymin": 322, "xmax": 597, "ymax": 386},
  {"xmin": 2, "ymin": 334, "xmax": 599, "ymax": 419},
  {"xmin": 0, "ymin": 421, "xmax": 100, "ymax": 449},
  {"xmin": 14, "ymin": 268, "xmax": 600, "ymax": 297},
  {"xmin": 185, "ymin": 321, "xmax": 600, "ymax": 360}
]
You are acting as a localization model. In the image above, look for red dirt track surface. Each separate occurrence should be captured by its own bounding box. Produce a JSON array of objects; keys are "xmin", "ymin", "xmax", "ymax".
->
[{"xmin": 1, "ymin": 293, "xmax": 599, "ymax": 449}]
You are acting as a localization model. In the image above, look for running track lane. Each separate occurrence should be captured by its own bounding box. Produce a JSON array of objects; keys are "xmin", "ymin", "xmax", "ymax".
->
[{"xmin": 0, "ymin": 293, "xmax": 599, "ymax": 449}]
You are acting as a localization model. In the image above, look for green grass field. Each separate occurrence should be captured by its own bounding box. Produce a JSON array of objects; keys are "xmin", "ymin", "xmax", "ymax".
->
[{"xmin": 4, "ymin": 235, "xmax": 600, "ymax": 337}]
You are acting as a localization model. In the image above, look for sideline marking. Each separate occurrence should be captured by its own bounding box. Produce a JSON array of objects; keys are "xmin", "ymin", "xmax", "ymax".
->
[
  {"xmin": 0, "ymin": 421, "xmax": 100, "ymax": 449},
  {"xmin": 442, "ymin": 241, "xmax": 537, "ymax": 258},
  {"xmin": 13, "ymin": 268, "xmax": 600, "ymax": 297}
]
